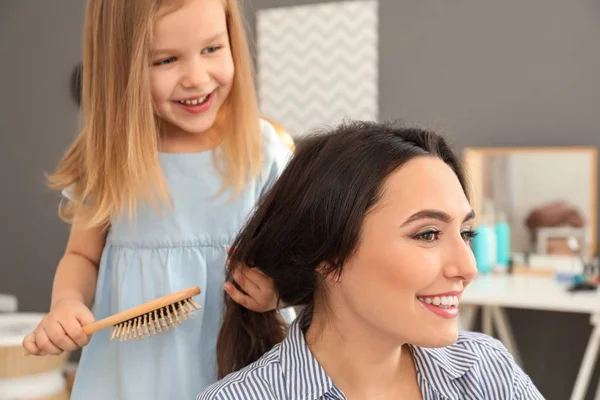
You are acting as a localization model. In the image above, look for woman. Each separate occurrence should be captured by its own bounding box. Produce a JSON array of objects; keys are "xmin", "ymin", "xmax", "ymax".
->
[{"xmin": 198, "ymin": 121, "xmax": 544, "ymax": 399}]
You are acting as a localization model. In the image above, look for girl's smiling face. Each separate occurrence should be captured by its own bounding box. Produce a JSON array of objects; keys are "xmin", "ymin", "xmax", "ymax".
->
[{"xmin": 150, "ymin": 0, "xmax": 234, "ymax": 138}]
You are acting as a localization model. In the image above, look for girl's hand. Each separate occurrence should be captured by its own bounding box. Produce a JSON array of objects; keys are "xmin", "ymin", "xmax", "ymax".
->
[
  {"xmin": 224, "ymin": 256, "xmax": 279, "ymax": 312},
  {"xmin": 22, "ymin": 299, "xmax": 95, "ymax": 356}
]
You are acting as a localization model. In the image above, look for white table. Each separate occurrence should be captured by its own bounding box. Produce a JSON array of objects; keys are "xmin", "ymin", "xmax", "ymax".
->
[{"xmin": 459, "ymin": 274, "xmax": 600, "ymax": 400}]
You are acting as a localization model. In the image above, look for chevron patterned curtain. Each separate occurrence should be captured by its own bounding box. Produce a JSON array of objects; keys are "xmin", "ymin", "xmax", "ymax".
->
[{"xmin": 257, "ymin": 1, "xmax": 379, "ymax": 137}]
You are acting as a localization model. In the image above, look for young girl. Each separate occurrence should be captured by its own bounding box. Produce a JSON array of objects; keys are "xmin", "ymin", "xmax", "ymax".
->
[{"xmin": 22, "ymin": 0, "xmax": 292, "ymax": 398}]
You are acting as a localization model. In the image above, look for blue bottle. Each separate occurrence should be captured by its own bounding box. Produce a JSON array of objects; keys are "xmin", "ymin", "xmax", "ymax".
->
[
  {"xmin": 495, "ymin": 212, "xmax": 511, "ymax": 272},
  {"xmin": 472, "ymin": 217, "xmax": 493, "ymax": 274}
]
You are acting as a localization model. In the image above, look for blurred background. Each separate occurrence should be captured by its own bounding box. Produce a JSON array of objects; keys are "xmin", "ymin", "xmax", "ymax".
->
[{"xmin": 1, "ymin": 0, "xmax": 600, "ymax": 399}]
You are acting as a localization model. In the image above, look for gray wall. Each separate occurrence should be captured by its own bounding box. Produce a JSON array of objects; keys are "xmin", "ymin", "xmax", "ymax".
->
[
  {"xmin": 1, "ymin": 0, "xmax": 599, "ymax": 398},
  {"xmin": 0, "ymin": 1, "xmax": 86, "ymax": 311}
]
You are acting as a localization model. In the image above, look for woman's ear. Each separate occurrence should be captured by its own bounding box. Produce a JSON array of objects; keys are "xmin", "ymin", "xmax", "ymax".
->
[{"xmin": 316, "ymin": 261, "xmax": 342, "ymax": 283}]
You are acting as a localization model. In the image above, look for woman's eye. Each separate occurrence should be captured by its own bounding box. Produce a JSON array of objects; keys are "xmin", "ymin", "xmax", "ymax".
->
[
  {"xmin": 461, "ymin": 229, "xmax": 478, "ymax": 244},
  {"xmin": 416, "ymin": 230, "xmax": 441, "ymax": 242}
]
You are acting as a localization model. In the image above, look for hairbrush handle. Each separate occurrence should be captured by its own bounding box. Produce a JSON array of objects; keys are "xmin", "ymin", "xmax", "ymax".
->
[
  {"xmin": 82, "ymin": 286, "xmax": 201, "ymax": 335},
  {"xmin": 23, "ymin": 286, "xmax": 201, "ymax": 356}
]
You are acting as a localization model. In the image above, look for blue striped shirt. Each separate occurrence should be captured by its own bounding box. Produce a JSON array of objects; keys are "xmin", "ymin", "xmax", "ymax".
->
[{"xmin": 198, "ymin": 316, "xmax": 544, "ymax": 400}]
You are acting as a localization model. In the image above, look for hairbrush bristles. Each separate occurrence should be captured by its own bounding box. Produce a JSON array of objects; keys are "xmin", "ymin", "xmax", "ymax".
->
[
  {"xmin": 110, "ymin": 298, "xmax": 201, "ymax": 341},
  {"xmin": 72, "ymin": 286, "xmax": 202, "ymax": 340}
]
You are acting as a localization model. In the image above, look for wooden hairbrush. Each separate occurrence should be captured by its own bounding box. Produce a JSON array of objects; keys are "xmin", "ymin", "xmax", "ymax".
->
[
  {"xmin": 23, "ymin": 287, "xmax": 201, "ymax": 355},
  {"xmin": 100, "ymin": 286, "xmax": 201, "ymax": 341}
]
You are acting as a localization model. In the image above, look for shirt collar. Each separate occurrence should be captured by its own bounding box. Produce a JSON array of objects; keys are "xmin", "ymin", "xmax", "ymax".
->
[
  {"xmin": 279, "ymin": 313, "xmax": 479, "ymax": 400},
  {"xmin": 279, "ymin": 312, "xmax": 339, "ymax": 400},
  {"xmin": 410, "ymin": 338, "xmax": 480, "ymax": 399},
  {"xmin": 412, "ymin": 340, "xmax": 479, "ymax": 379}
]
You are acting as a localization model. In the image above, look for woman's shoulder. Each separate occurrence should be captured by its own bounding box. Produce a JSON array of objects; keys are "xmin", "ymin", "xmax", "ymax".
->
[
  {"xmin": 455, "ymin": 330, "xmax": 511, "ymax": 353},
  {"xmin": 413, "ymin": 331, "xmax": 515, "ymax": 378},
  {"xmin": 453, "ymin": 331, "xmax": 524, "ymax": 377},
  {"xmin": 196, "ymin": 345, "xmax": 282, "ymax": 400},
  {"xmin": 414, "ymin": 331, "xmax": 544, "ymax": 399}
]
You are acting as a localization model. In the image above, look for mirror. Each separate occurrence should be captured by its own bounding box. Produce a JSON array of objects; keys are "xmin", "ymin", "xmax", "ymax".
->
[{"xmin": 463, "ymin": 147, "xmax": 597, "ymax": 256}]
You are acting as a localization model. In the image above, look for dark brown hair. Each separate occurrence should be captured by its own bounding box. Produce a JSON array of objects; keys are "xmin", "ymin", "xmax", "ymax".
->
[{"xmin": 217, "ymin": 120, "xmax": 468, "ymax": 378}]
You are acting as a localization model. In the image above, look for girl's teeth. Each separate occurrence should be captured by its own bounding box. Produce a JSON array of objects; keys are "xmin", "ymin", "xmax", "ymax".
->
[
  {"xmin": 418, "ymin": 295, "xmax": 459, "ymax": 308},
  {"xmin": 178, "ymin": 95, "xmax": 208, "ymax": 105}
]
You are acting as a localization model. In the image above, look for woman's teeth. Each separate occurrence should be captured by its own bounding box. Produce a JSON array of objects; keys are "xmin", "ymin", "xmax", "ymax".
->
[
  {"xmin": 178, "ymin": 95, "xmax": 209, "ymax": 105},
  {"xmin": 418, "ymin": 295, "xmax": 459, "ymax": 308}
]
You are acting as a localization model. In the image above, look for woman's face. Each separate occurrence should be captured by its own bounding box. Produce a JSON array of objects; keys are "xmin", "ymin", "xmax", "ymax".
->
[{"xmin": 328, "ymin": 156, "xmax": 477, "ymax": 348}]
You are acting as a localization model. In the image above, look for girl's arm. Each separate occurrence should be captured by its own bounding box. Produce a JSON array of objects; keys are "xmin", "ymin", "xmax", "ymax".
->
[
  {"xmin": 23, "ymin": 222, "xmax": 107, "ymax": 356},
  {"xmin": 51, "ymin": 222, "xmax": 107, "ymax": 309}
]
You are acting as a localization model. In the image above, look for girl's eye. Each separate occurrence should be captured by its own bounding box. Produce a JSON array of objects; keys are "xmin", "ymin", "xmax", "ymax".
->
[
  {"xmin": 202, "ymin": 45, "xmax": 221, "ymax": 54},
  {"xmin": 461, "ymin": 229, "xmax": 478, "ymax": 244},
  {"xmin": 415, "ymin": 230, "xmax": 441, "ymax": 242},
  {"xmin": 153, "ymin": 57, "xmax": 176, "ymax": 66}
]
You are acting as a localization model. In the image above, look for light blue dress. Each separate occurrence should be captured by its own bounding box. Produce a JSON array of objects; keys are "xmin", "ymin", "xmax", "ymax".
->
[{"xmin": 69, "ymin": 121, "xmax": 293, "ymax": 400}]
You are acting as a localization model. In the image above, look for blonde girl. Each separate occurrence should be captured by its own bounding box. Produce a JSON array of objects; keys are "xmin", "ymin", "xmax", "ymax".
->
[{"xmin": 22, "ymin": 0, "xmax": 292, "ymax": 398}]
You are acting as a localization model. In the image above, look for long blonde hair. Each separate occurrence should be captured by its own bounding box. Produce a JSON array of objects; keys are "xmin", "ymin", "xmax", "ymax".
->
[{"xmin": 49, "ymin": 0, "xmax": 262, "ymax": 228}]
